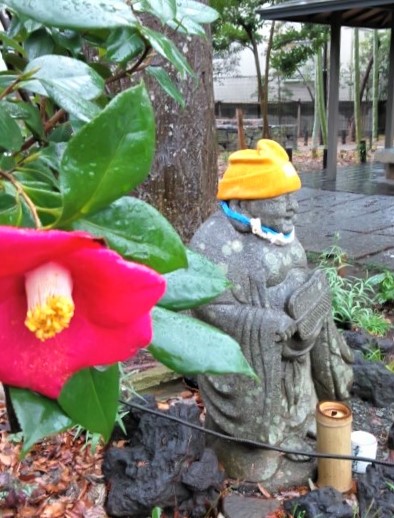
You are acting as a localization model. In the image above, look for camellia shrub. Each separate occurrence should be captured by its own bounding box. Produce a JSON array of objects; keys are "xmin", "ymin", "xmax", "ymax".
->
[{"xmin": 0, "ymin": 0, "xmax": 255, "ymax": 454}]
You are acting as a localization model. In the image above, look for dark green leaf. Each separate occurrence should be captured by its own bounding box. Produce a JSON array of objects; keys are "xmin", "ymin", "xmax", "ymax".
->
[
  {"xmin": 146, "ymin": 66, "xmax": 185, "ymax": 107},
  {"xmin": 0, "ymin": 32, "xmax": 26, "ymax": 56},
  {"xmin": 106, "ymin": 28, "xmax": 145, "ymax": 64},
  {"xmin": 50, "ymin": 29, "xmax": 82, "ymax": 56},
  {"xmin": 0, "ymin": 152, "xmax": 16, "ymax": 170},
  {"xmin": 39, "ymin": 142, "xmax": 67, "ymax": 170},
  {"xmin": 58, "ymin": 365, "xmax": 120, "ymax": 442},
  {"xmin": 2, "ymin": 101, "xmax": 44, "ymax": 138},
  {"xmin": 150, "ymin": 307, "xmax": 256, "ymax": 378},
  {"xmin": 5, "ymin": 0, "xmax": 137, "ymax": 30},
  {"xmin": 24, "ymin": 28, "xmax": 55, "ymax": 61},
  {"xmin": 72, "ymin": 196, "xmax": 187, "ymax": 273},
  {"xmin": 159, "ymin": 249, "xmax": 230, "ymax": 310},
  {"xmin": 141, "ymin": 27, "xmax": 193, "ymax": 78},
  {"xmin": 58, "ymin": 84, "xmax": 155, "ymax": 224},
  {"xmin": 0, "ymin": 192, "xmax": 23, "ymax": 225},
  {"xmin": 0, "ymin": 72, "xmax": 20, "ymax": 90},
  {"xmin": 23, "ymin": 55, "xmax": 104, "ymax": 100},
  {"xmin": 10, "ymin": 387, "xmax": 74, "ymax": 456},
  {"xmin": 48, "ymin": 122, "xmax": 73, "ymax": 143},
  {"xmin": 0, "ymin": 103, "xmax": 23, "ymax": 151}
]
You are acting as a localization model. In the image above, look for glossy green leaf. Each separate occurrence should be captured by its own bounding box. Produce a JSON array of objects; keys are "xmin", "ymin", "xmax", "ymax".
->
[
  {"xmin": 150, "ymin": 307, "xmax": 256, "ymax": 378},
  {"xmin": 106, "ymin": 27, "xmax": 145, "ymax": 64},
  {"xmin": 23, "ymin": 55, "xmax": 104, "ymax": 100},
  {"xmin": 146, "ymin": 66, "xmax": 185, "ymax": 107},
  {"xmin": 0, "ymin": 103, "xmax": 23, "ymax": 151},
  {"xmin": 0, "ymin": 192, "xmax": 22, "ymax": 225},
  {"xmin": 168, "ymin": 16, "xmax": 206, "ymax": 37},
  {"xmin": 0, "ymin": 31, "xmax": 26, "ymax": 56},
  {"xmin": 58, "ymin": 365, "xmax": 120, "ymax": 442},
  {"xmin": 176, "ymin": 0, "xmax": 218, "ymax": 23},
  {"xmin": 10, "ymin": 387, "xmax": 74, "ymax": 456},
  {"xmin": 38, "ymin": 142, "xmax": 67, "ymax": 170},
  {"xmin": 2, "ymin": 101, "xmax": 44, "ymax": 138},
  {"xmin": 40, "ymin": 80, "xmax": 101, "ymax": 122},
  {"xmin": 5, "ymin": 0, "xmax": 137, "ymax": 30},
  {"xmin": 15, "ymin": 159, "xmax": 60, "ymax": 187},
  {"xmin": 50, "ymin": 29, "xmax": 82, "ymax": 56},
  {"xmin": 58, "ymin": 84, "xmax": 155, "ymax": 224},
  {"xmin": 72, "ymin": 196, "xmax": 187, "ymax": 273},
  {"xmin": 136, "ymin": 0, "xmax": 176, "ymax": 22},
  {"xmin": 140, "ymin": 27, "xmax": 193, "ymax": 78},
  {"xmin": 0, "ymin": 72, "xmax": 19, "ymax": 90},
  {"xmin": 159, "ymin": 249, "xmax": 230, "ymax": 310},
  {"xmin": 25, "ymin": 28, "xmax": 55, "ymax": 60}
]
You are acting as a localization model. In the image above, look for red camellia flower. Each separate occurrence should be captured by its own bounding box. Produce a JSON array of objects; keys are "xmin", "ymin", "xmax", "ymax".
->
[{"xmin": 0, "ymin": 226, "xmax": 166, "ymax": 399}]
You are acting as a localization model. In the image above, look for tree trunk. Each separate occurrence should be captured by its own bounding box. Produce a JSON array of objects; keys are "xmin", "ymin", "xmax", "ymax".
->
[
  {"xmin": 136, "ymin": 8, "xmax": 217, "ymax": 242},
  {"xmin": 312, "ymin": 53, "xmax": 321, "ymax": 157},
  {"xmin": 316, "ymin": 47, "xmax": 327, "ymax": 146},
  {"xmin": 248, "ymin": 29, "xmax": 265, "ymax": 137},
  {"xmin": 354, "ymin": 28, "xmax": 362, "ymax": 162},
  {"xmin": 263, "ymin": 21, "xmax": 276, "ymax": 138},
  {"xmin": 372, "ymin": 30, "xmax": 379, "ymax": 142}
]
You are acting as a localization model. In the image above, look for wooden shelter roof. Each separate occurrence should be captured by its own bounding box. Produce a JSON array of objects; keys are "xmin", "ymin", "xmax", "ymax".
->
[{"xmin": 258, "ymin": 0, "xmax": 394, "ymax": 30}]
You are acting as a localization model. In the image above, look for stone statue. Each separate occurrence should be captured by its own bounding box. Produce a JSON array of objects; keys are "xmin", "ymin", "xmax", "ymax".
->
[{"xmin": 190, "ymin": 140, "xmax": 353, "ymax": 486}]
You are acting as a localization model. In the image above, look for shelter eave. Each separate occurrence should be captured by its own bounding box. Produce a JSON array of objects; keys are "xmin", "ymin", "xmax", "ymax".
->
[{"xmin": 257, "ymin": 1, "xmax": 394, "ymax": 30}]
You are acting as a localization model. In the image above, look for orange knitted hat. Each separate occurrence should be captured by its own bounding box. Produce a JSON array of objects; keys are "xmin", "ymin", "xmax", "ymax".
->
[{"xmin": 217, "ymin": 139, "xmax": 301, "ymax": 200}]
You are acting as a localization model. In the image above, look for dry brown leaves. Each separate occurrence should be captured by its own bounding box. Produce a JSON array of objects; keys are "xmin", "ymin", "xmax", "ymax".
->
[{"xmin": 0, "ymin": 401, "xmax": 108, "ymax": 518}]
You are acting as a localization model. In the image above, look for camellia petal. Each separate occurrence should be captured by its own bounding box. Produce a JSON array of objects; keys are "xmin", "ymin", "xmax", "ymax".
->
[{"xmin": 0, "ymin": 226, "xmax": 166, "ymax": 398}]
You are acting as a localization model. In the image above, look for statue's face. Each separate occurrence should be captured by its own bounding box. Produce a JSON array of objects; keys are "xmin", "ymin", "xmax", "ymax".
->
[{"xmin": 241, "ymin": 193, "xmax": 298, "ymax": 235}]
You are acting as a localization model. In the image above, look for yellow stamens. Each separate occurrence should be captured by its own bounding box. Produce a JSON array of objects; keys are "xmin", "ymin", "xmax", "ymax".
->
[{"xmin": 24, "ymin": 262, "xmax": 74, "ymax": 341}]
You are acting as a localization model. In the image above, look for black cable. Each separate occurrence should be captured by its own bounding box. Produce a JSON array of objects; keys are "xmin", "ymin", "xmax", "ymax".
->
[{"xmin": 120, "ymin": 399, "xmax": 394, "ymax": 469}]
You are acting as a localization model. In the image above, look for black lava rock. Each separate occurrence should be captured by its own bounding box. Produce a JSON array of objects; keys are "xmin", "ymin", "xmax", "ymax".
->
[
  {"xmin": 351, "ymin": 358, "xmax": 394, "ymax": 407},
  {"xmin": 283, "ymin": 486, "xmax": 353, "ymax": 518},
  {"xmin": 343, "ymin": 330, "xmax": 375, "ymax": 353},
  {"xmin": 388, "ymin": 423, "xmax": 394, "ymax": 450},
  {"xmin": 103, "ymin": 397, "xmax": 224, "ymax": 517},
  {"xmin": 358, "ymin": 464, "xmax": 394, "ymax": 517}
]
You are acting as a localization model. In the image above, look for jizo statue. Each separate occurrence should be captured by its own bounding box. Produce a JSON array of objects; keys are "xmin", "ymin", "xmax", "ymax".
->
[{"xmin": 190, "ymin": 140, "xmax": 353, "ymax": 485}]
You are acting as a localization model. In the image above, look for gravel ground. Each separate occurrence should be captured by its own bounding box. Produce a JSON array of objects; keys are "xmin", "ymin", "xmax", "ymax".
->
[{"xmin": 351, "ymin": 396, "xmax": 394, "ymax": 461}]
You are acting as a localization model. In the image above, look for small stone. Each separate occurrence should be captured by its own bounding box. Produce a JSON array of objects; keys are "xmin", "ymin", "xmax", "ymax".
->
[{"xmin": 223, "ymin": 494, "xmax": 280, "ymax": 518}]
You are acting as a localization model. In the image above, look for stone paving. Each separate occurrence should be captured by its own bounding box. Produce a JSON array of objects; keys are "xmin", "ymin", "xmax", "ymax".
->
[{"xmin": 295, "ymin": 183, "xmax": 394, "ymax": 270}]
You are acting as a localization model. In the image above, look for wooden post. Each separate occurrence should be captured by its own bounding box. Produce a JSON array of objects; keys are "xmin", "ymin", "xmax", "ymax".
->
[{"xmin": 236, "ymin": 108, "xmax": 247, "ymax": 149}]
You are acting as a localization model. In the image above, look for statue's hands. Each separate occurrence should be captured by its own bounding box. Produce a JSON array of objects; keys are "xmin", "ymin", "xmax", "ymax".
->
[{"xmin": 273, "ymin": 314, "xmax": 298, "ymax": 343}]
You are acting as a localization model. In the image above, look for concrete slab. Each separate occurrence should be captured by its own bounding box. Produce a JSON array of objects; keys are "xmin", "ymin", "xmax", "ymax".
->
[
  {"xmin": 295, "ymin": 186, "xmax": 394, "ymax": 269},
  {"xmin": 297, "ymin": 228, "xmax": 394, "ymax": 260},
  {"xmin": 357, "ymin": 248, "xmax": 394, "ymax": 269}
]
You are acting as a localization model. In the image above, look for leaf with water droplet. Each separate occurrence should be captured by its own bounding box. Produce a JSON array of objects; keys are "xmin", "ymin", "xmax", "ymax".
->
[
  {"xmin": 5, "ymin": 0, "xmax": 137, "ymax": 29},
  {"xmin": 56, "ymin": 83, "xmax": 155, "ymax": 225},
  {"xmin": 150, "ymin": 307, "xmax": 257, "ymax": 379}
]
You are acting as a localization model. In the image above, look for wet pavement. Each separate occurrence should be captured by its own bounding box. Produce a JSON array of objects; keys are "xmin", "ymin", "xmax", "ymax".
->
[{"xmin": 296, "ymin": 163, "xmax": 394, "ymax": 269}]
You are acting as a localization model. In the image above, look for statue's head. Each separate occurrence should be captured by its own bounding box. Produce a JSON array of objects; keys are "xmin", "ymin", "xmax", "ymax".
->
[{"xmin": 218, "ymin": 140, "xmax": 301, "ymax": 238}]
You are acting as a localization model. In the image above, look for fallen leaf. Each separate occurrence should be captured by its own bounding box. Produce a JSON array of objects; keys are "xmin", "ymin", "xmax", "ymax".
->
[{"xmin": 257, "ymin": 482, "xmax": 272, "ymax": 498}]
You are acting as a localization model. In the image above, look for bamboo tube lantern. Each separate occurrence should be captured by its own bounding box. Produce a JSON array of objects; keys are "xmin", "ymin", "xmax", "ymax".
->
[{"xmin": 316, "ymin": 401, "xmax": 353, "ymax": 492}]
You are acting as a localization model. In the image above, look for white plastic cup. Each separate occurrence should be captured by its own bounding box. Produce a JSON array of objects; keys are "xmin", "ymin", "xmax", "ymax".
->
[{"xmin": 351, "ymin": 430, "xmax": 378, "ymax": 473}]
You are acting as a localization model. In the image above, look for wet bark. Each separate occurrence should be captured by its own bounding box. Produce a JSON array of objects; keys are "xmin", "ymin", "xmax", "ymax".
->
[{"xmin": 135, "ymin": 6, "xmax": 218, "ymax": 243}]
